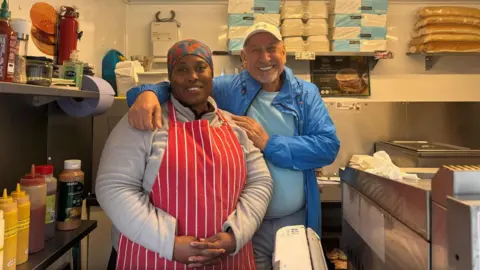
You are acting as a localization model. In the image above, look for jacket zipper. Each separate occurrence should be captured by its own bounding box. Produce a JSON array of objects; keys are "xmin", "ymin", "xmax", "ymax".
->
[
  {"xmin": 276, "ymin": 102, "xmax": 301, "ymax": 135},
  {"xmin": 243, "ymin": 87, "xmax": 263, "ymax": 116}
]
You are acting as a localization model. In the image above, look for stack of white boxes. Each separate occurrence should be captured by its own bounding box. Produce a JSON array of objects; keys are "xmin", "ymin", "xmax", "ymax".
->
[
  {"xmin": 228, "ymin": 0, "xmax": 281, "ymax": 53},
  {"xmin": 280, "ymin": 1, "xmax": 330, "ymax": 52},
  {"xmin": 329, "ymin": 0, "xmax": 389, "ymax": 52}
]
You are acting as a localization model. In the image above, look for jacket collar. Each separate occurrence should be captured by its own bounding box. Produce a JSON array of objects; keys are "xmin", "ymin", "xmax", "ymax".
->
[
  {"xmin": 170, "ymin": 95, "xmax": 218, "ymax": 121},
  {"xmin": 241, "ymin": 66, "xmax": 301, "ymax": 104}
]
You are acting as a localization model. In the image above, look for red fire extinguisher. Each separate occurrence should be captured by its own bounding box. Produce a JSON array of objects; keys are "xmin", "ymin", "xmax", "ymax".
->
[{"xmin": 57, "ymin": 6, "xmax": 83, "ymax": 65}]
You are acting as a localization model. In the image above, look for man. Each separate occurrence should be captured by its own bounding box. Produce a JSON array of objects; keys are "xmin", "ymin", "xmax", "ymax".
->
[{"xmin": 126, "ymin": 22, "xmax": 340, "ymax": 269}]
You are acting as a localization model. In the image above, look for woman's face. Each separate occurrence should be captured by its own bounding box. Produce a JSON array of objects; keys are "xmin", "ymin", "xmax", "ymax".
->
[{"xmin": 170, "ymin": 55, "xmax": 213, "ymax": 108}]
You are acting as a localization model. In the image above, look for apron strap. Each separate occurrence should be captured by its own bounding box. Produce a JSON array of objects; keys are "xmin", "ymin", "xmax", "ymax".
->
[
  {"xmin": 216, "ymin": 109, "xmax": 229, "ymax": 124},
  {"xmin": 168, "ymin": 101, "xmax": 177, "ymax": 123},
  {"xmin": 169, "ymin": 100, "xmax": 229, "ymax": 125}
]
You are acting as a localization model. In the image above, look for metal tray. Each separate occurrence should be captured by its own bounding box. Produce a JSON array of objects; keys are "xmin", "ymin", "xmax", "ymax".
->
[{"xmin": 376, "ymin": 141, "xmax": 480, "ymax": 157}]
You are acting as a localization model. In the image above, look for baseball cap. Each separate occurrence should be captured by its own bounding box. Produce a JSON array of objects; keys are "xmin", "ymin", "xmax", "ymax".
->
[{"xmin": 241, "ymin": 22, "xmax": 283, "ymax": 47}]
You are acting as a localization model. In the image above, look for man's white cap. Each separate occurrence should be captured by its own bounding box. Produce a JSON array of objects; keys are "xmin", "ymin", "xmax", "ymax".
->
[{"xmin": 241, "ymin": 22, "xmax": 283, "ymax": 47}]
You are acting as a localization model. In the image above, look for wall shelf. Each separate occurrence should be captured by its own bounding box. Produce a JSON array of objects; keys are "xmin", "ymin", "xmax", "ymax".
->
[
  {"xmin": 0, "ymin": 82, "xmax": 99, "ymax": 106},
  {"xmin": 213, "ymin": 51, "xmax": 392, "ymax": 71},
  {"xmin": 406, "ymin": 52, "xmax": 480, "ymax": 71}
]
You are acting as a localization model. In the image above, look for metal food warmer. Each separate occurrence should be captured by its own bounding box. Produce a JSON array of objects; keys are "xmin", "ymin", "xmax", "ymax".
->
[
  {"xmin": 375, "ymin": 141, "xmax": 480, "ymax": 168},
  {"xmin": 340, "ymin": 165, "xmax": 480, "ymax": 270}
]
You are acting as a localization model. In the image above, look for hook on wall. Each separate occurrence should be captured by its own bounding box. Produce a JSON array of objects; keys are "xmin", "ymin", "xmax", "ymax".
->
[{"xmin": 155, "ymin": 10, "xmax": 181, "ymax": 27}]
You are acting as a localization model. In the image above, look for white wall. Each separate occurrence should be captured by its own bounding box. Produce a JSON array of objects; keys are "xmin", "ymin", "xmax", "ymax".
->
[
  {"xmin": 126, "ymin": 1, "xmax": 480, "ymax": 101},
  {"xmin": 12, "ymin": 0, "xmax": 127, "ymax": 76}
]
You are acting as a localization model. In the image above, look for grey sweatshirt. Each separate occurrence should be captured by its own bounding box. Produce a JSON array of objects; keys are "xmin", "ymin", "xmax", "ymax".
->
[{"xmin": 95, "ymin": 96, "xmax": 273, "ymax": 261}]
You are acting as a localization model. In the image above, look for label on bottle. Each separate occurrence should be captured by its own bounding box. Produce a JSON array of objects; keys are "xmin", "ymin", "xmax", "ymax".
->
[
  {"xmin": 4, "ymin": 225, "xmax": 17, "ymax": 240},
  {"xmin": 7, "ymin": 34, "xmax": 16, "ymax": 77},
  {"xmin": 57, "ymin": 179, "xmax": 84, "ymax": 222},
  {"xmin": 64, "ymin": 70, "xmax": 77, "ymax": 82},
  {"xmin": 7, "ymin": 258, "xmax": 16, "ymax": 268},
  {"xmin": 0, "ymin": 34, "xmax": 7, "ymax": 80},
  {"xmin": 45, "ymin": 194, "xmax": 56, "ymax": 224},
  {"xmin": 17, "ymin": 218, "xmax": 30, "ymax": 231}
]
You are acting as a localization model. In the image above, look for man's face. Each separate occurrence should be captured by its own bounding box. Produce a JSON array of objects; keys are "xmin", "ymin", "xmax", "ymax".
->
[
  {"xmin": 241, "ymin": 32, "xmax": 287, "ymax": 84},
  {"xmin": 170, "ymin": 55, "xmax": 213, "ymax": 107}
]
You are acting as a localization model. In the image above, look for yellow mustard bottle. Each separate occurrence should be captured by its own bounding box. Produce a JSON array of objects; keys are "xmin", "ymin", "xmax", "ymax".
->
[
  {"xmin": 10, "ymin": 184, "xmax": 30, "ymax": 265},
  {"xmin": 0, "ymin": 209, "xmax": 5, "ymax": 270},
  {"xmin": 0, "ymin": 189, "xmax": 17, "ymax": 269}
]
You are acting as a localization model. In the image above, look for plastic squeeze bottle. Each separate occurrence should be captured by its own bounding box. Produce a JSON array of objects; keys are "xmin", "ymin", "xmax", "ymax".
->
[
  {"xmin": 20, "ymin": 165, "xmax": 46, "ymax": 254},
  {"xmin": 0, "ymin": 189, "xmax": 17, "ymax": 269},
  {"xmin": 57, "ymin": 160, "xmax": 84, "ymax": 231},
  {"xmin": 10, "ymin": 184, "xmax": 30, "ymax": 265},
  {"xmin": 0, "ymin": 209, "xmax": 4, "ymax": 270},
  {"xmin": 35, "ymin": 165, "xmax": 57, "ymax": 240}
]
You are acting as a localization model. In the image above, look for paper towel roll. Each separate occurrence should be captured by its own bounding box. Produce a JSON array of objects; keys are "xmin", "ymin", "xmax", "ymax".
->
[{"xmin": 57, "ymin": 75, "xmax": 115, "ymax": 118}]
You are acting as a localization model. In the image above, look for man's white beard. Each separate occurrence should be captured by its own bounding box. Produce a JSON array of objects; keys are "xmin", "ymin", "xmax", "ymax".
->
[{"xmin": 256, "ymin": 70, "xmax": 279, "ymax": 84}]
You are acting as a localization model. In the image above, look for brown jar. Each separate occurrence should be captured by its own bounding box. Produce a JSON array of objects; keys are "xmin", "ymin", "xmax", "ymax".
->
[{"xmin": 57, "ymin": 159, "xmax": 84, "ymax": 231}]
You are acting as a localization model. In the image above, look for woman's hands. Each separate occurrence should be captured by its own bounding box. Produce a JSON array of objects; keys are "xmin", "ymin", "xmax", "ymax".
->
[
  {"xmin": 172, "ymin": 235, "xmax": 226, "ymax": 266},
  {"xmin": 187, "ymin": 232, "xmax": 237, "ymax": 268}
]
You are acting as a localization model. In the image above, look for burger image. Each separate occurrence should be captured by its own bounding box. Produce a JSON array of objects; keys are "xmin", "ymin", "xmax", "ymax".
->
[
  {"xmin": 335, "ymin": 68, "xmax": 368, "ymax": 93},
  {"xmin": 30, "ymin": 2, "xmax": 58, "ymax": 56}
]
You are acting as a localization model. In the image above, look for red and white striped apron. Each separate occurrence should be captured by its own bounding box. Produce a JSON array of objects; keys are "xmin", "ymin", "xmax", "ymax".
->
[{"xmin": 116, "ymin": 101, "xmax": 256, "ymax": 270}]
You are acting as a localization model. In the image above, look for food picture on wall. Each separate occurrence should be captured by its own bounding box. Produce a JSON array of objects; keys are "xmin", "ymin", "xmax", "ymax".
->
[
  {"xmin": 29, "ymin": 2, "xmax": 57, "ymax": 56},
  {"xmin": 310, "ymin": 56, "xmax": 370, "ymax": 97}
]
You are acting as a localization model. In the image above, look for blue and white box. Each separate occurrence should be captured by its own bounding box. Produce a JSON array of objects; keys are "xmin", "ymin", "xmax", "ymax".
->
[
  {"xmin": 331, "ymin": 26, "xmax": 387, "ymax": 40},
  {"xmin": 329, "ymin": 13, "xmax": 387, "ymax": 27},
  {"xmin": 252, "ymin": 0, "xmax": 281, "ymax": 14},
  {"xmin": 332, "ymin": 0, "xmax": 389, "ymax": 14},
  {"xmin": 331, "ymin": 39, "xmax": 387, "ymax": 52}
]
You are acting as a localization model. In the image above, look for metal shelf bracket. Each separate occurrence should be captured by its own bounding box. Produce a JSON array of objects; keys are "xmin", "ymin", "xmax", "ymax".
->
[
  {"xmin": 424, "ymin": 55, "xmax": 438, "ymax": 71},
  {"xmin": 368, "ymin": 57, "xmax": 379, "ymax": 71},
  {"xmin": 31, "ymin": 96, "xmax": 61, "ymax": 106}
]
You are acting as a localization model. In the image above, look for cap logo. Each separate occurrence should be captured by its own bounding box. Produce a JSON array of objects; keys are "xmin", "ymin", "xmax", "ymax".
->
[{"xmin": 255, "ymin": 23, "xmax": 268, "ymax": 29}]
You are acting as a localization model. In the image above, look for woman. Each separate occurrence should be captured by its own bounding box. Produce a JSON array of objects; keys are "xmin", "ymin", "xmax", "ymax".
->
[{"xmin": 96, "ymin": 39, "xmax": 273, "ymax": 269}]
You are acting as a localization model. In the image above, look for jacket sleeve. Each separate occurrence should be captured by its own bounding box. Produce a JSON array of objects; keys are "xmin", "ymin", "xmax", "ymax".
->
[
  {"xmin": 126, "ymin": 81, "xmax": 171, "ymax": 107},
  {"xmin": 222, "ymin": 126, "xmax": 273, "ymax": 255},
  {"xmin": 126, "ymin": 76, "xmax": 236, "ymax": 109},
  {"xmin": 95, "ymin": 115, "xmax": 177, "ymax": 260},
  {"xmin": 263, "ymin": 87, "xmax": 340, "ymax": 170}
]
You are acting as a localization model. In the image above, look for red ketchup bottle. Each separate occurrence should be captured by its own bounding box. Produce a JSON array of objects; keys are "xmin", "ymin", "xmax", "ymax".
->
[{"xmin": 20, "ymin": 165, "xmax": 47, "ymax": 254}]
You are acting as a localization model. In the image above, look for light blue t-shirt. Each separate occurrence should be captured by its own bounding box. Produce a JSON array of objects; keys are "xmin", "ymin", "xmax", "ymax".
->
[{"xmin": 247, "ymin": 90, "xmax": 305, "ymax": 219}]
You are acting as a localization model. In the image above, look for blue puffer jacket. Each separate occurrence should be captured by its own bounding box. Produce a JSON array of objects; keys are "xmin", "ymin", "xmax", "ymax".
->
[{"xmin": 126, "ymin": 66, "xmax": 340, "ymax": 235}]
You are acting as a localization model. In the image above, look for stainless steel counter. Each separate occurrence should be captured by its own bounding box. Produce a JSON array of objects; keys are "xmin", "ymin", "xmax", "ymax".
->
[
  {"xmin": 341, "ymin": 183, "xmax": 429, "ymax": 270},
  {"xmin": 447, "ymin": 195, "xmax": 480, "ymax": 270},
  {"xmin": 340, "ymin": 167, "xmax": 432, "ymax": 240}
]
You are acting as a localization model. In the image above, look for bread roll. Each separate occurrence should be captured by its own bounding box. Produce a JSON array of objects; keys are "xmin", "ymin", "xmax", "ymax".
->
[
  {"xmin": 413, "ymin": 24, "xmax": 480, "ymax": 38},
  {"xmin": 415, "ymin": 16, "xmax": 480, "ymax": 29},
  {"xmin": 410, "ymin": 34, "xmax": 480, "ymax": 45},
  {"xmin": 418, "ymin": 6, "xmax": 480, "ymax": 19}
]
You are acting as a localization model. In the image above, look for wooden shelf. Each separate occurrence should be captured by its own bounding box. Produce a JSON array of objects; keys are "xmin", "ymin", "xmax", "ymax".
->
[{"xmin": 0, "ymin": 82, "xmax": 99, "ymax": 106}]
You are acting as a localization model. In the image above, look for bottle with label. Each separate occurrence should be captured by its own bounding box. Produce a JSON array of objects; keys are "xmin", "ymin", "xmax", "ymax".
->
[
  {"xmin": 20, "ymin": 165, "xmax": 46, "ymax": 254},
  {"xmin": 0, "ymin": 0, "xmax": 14, "ymax": 82},
  {"xmin": 57, "ymin": 160, "xmax": 84, "ymax": 231},
  {"xmin": 62, "ymin": 50, "xmax": 83, "ymax": 89},
  {"xmin": 0, "ymin": 210, "xmax": 4, "ymax": 270},
  {"xmin": 0, "ymin": 189, "xmax": 17, "ymax": 270},
  {"xmin": 5, "ymin": 11, "xmax": 16, "ymax": 82},
  {"xmin": 35, "ymin": 165, "xmax": 57, "ymax": 240},
  {"xmin": 10, "ymin": 184, "xmax": 29, "ymax": 265}
]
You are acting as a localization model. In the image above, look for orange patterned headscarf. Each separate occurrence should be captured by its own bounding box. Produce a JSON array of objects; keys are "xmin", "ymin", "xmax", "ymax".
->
[{"xmin": 167, "ymin": 39, "xmax": 213, "ymax": 78}]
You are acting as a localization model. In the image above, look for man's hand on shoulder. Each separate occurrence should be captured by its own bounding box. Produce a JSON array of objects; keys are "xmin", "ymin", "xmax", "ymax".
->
[{"xmin": 128, "ymin": 91, "xmax": 163, "ymax": 130}]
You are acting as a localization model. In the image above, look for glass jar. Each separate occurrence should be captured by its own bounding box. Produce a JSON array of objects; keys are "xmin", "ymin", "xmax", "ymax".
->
[
  {"xmin": 26, "ymin": 56, "xmax": 53, "ymax": 86},
  {"xmin": 13, "ymin": 35, "xmax": 28, "ymax": 84}
]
